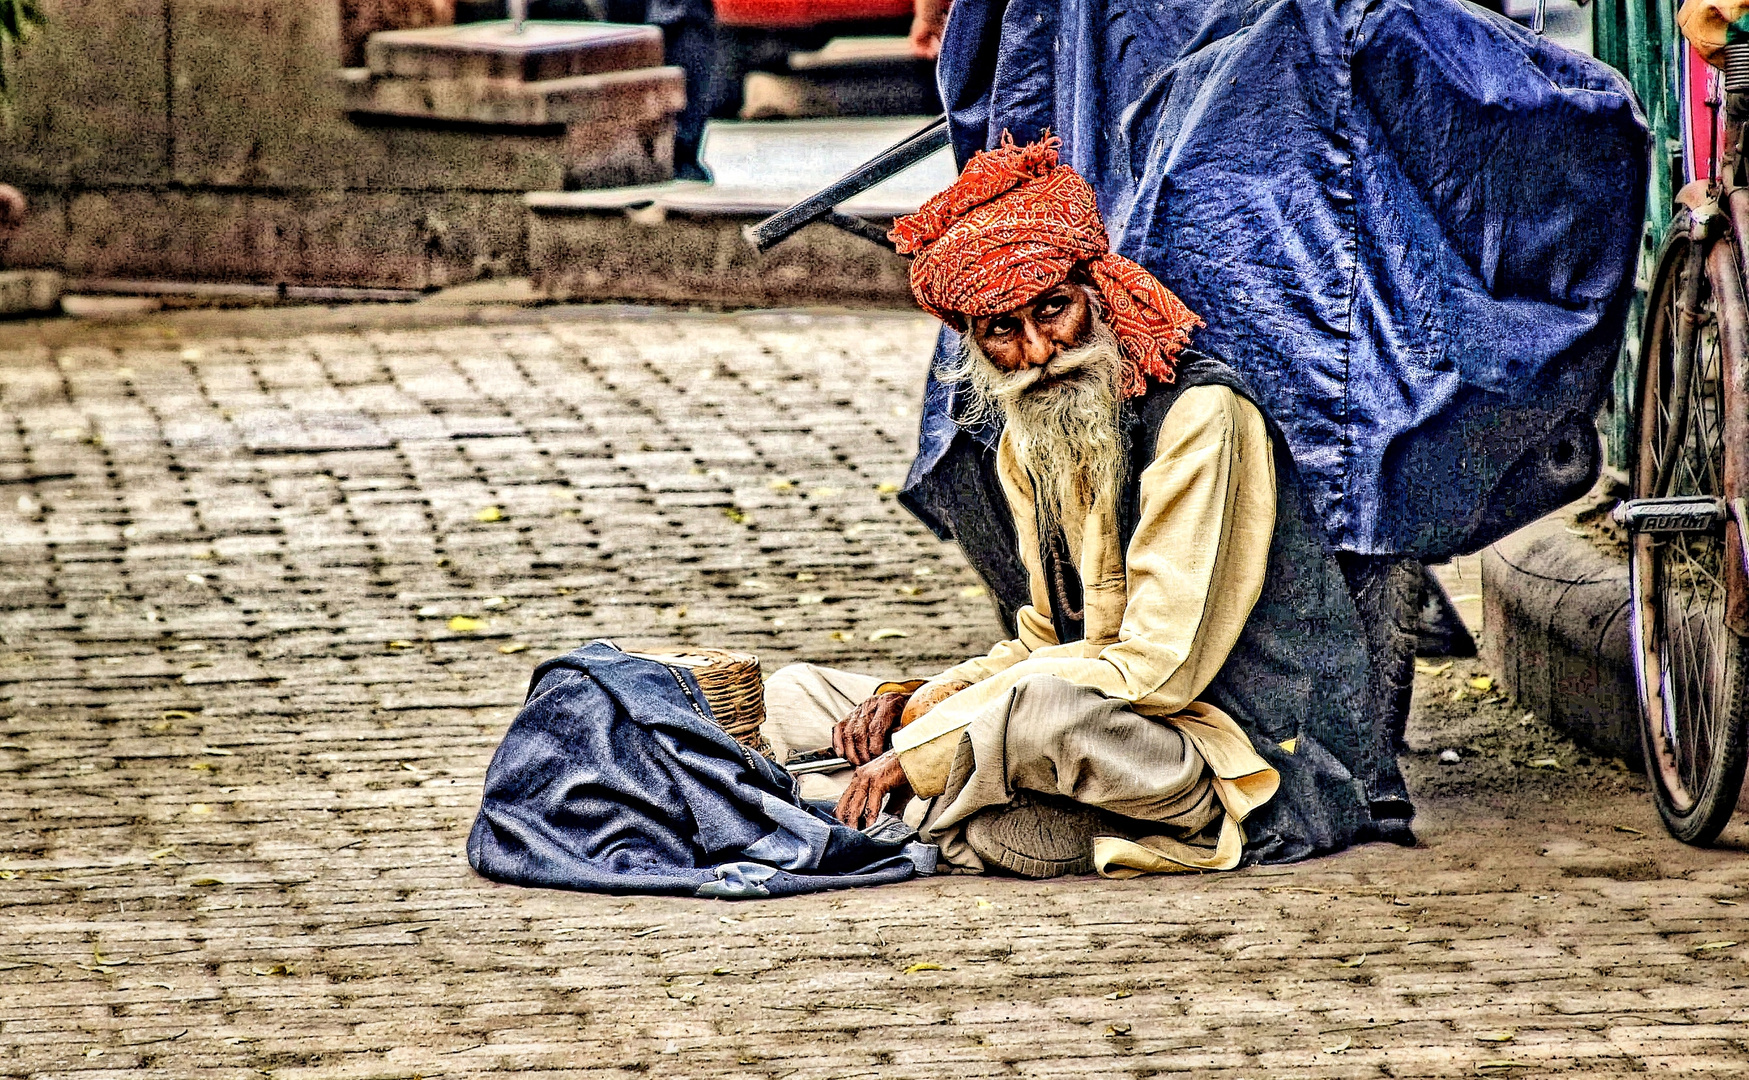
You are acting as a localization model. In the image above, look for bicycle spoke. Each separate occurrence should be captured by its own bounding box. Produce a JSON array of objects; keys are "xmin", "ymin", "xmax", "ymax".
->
[{"xmin": 1629, "ymin": 231, "xmax": 1749, "ymax": 841}]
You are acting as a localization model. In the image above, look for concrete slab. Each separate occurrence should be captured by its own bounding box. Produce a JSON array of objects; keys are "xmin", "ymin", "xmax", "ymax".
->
[
  {"xmin": 529, "ymin": 205, "xmax": 914, "ymax": 306},
  {"xmin": 1482, "ymin": 511, "xmax": 1639, "ymax": 770},
  {"xmin": 744, "ymin": 37, "xmax": 939, "ymax": 120},
  {"xmin": 55, "ymin": 187, "xmax": 529, "ymax": 289},
  {"xmin": 340, "ymin": 64, "xmax": 685, "ymax": 127},
  {"xmin": 787, "ymin": 35, "xmax": 918, "ymax": 69},
  {"xmin": 527, "ymin": 117, "xmax": 951, "ymax": 304},
  {"xmin": 366, "ymin": 20, "xmax": 662, "ymax": 81},
  {"xmin": 528, "ymin": 116, "xmax": 956, "ymax": 218}
]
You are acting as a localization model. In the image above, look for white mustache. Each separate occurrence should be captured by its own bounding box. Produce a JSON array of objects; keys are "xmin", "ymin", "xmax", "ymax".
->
[{"xmin": 981, "ymin": 339, "xmax": 1115, "ymax": 403}]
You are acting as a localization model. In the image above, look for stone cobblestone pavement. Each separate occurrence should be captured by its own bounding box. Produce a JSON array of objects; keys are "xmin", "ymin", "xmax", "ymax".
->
[{"xmin": 2, "ymin": 304, "xmax": 1748, "ymax": 1079}]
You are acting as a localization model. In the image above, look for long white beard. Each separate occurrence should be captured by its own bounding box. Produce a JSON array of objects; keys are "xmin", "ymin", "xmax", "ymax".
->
[{"xmin": 941, "ymin": 316, "xmax": 1128, "ymax": 527}]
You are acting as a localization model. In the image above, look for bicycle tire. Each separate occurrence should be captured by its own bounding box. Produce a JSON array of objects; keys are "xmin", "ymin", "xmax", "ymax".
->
[{"xmin": 1629, "ymin": 219, "xmax": 1749, "ymax": 845}]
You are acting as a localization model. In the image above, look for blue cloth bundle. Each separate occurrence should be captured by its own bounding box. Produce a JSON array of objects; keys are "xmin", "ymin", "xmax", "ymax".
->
[{"xmin": 468, "ymin": 643, "xmax": 933, "ymax": 899}]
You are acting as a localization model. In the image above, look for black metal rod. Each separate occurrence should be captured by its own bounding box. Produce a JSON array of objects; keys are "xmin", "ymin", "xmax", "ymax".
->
[
  {"xmin": 822, "ymin": 210, "xmax": 899, "ymax": 252},
  {"xmin": 742, "ymin": 115, "xmax": 951, "ymax": 254}
]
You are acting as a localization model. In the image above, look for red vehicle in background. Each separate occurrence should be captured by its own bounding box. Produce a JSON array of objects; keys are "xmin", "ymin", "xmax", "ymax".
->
[
  {"xmin": 708, "ymin": 0, "xmax": 936, "ymax": 122},
  {"xmin": 715, "ymin": 0, "xmax": 912, "ymax": 32}
]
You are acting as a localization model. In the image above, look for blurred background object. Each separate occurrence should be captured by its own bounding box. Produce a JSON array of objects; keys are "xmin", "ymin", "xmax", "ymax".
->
[
  {"xmin": 455, "ymin": 0, "xmax": 933, "ymax": 179},
  {"xmin": 340, "ymin": 0, "xmax": 457, "ymax": 66}
]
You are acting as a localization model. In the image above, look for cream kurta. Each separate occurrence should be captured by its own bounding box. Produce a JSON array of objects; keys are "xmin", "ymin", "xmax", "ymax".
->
[{"xmin": 892, "ymin": 383, "xmax": 1282, "ymax": 872}]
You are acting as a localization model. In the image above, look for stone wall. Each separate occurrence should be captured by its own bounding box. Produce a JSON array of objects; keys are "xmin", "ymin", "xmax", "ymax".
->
[{"xmin": 0, "ymin": 1, "xmax": 666, "ymax": 289}]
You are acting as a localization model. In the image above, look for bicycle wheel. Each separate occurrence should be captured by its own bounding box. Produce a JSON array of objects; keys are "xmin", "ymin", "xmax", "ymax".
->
[{"xmin": 1630, "ymin": 221, "xmax": 1749, "ymax": 844}]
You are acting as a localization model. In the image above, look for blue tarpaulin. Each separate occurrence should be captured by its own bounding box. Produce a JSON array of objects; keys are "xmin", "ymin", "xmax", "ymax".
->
[{"xmin": 903, "ymin": 0, "xmax": 1649, "ymax": 562}]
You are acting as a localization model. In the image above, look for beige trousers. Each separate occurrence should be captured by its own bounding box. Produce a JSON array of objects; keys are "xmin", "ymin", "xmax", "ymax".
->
[
  {"xmin": 761, "ymin": 663, "xmax": 1220, "ymax": 870},
  {"xmin": 759, "ymin": 664, "xmax": 879, "ymax": 802}
]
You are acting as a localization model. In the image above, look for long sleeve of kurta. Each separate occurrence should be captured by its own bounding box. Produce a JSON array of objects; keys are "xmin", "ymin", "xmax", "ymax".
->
[{"xmin": 895, "ymin": 384, "xmax": 1277, "ymax": 797}]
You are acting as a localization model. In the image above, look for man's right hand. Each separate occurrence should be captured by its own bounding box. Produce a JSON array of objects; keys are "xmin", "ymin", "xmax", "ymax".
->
[
  {"xmin": 900, "ymin": 679, "xmax": 971, "ymax": 727},
  {"xmin": 832, "ymin": 691, "xmax": 909, "ymax": 766}
]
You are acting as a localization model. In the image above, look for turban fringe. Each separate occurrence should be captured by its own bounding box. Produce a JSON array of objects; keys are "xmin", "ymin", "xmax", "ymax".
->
[{"xmin": 890, "ymin": 133, "xmax": 1202, "ymax": 398}]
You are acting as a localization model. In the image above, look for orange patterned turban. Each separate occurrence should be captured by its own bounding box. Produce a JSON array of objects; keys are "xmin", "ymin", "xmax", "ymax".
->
[{"xmin": 889, "ymin": 132, "xmax": 1201, "ymax": 398}]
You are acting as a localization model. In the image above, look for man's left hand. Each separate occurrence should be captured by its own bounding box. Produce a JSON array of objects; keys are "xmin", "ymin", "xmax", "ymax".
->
[
  {"xmin": 834, "ymin": 750, "xmax": 910, "ymax": 830},
  {"xmin": 833, "ymin": 691, "xmax": 908, "ymax": 765}
]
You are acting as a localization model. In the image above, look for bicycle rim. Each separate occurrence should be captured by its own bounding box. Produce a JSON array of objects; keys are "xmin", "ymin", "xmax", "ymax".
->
[{"xmin": 1630, "ymin": 228, "xmax": 1749, "ymax": 844}]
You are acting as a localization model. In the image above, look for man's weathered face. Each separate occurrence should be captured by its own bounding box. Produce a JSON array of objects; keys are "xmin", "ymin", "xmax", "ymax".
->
[
  {"xmin": 949, "ymin": 282, "xmax": 1128, "ymax": 522},
  {"xmin": 966, "ymin": 283, "xmax": 1093, "ymax": 374}
]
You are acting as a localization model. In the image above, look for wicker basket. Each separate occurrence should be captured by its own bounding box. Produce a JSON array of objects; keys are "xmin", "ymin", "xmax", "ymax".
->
[{"xmin": 647, "ymin": 648, "xmax": 770, "ymax": 756}]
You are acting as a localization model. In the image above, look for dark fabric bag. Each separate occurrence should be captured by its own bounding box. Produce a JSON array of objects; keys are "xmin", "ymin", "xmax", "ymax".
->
[{"xmin": 468, "ymin": 642, "xmax": 934, "ymax": 899}]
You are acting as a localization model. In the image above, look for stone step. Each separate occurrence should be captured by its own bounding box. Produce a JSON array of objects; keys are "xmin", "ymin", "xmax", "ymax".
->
[
  {"xmin": 340, "ymin": 64, "xmax": 685, "ymax": 128},
  {"xmin": 365, "ymin": 20, "xmax": 662, "ymax": 82},
  {"xmin": 525, "ymin": 117, "xmax": 954, "ymax": 306},
  {"xmin": 569, "ymin": 117, "xmax": 957, "ymax": 212}
]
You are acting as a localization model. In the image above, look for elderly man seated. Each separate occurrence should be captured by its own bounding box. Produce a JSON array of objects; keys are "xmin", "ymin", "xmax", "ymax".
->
[{"xmin": 761, "ymin": 135, "xmax": 1414, "ymax": 877}]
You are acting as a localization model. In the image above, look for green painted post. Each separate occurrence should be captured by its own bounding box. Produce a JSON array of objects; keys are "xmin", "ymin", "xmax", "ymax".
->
[{"xmin": 1598, "ymin": 0, "xmax": 1680, "ymax": 474}]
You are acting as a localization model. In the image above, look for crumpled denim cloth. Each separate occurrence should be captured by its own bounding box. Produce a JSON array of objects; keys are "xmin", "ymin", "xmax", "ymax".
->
[{"xmin": 468, "ymin": 642, "xmax": 935, "ymax": 899}]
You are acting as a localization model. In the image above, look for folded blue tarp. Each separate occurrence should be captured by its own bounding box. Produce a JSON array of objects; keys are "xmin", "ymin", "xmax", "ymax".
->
[
  {"xmin": 904, "ymin": 0, "xmax": 1649, "ymax": 562},
  {"xmin": 468, "ymin": 643, "xmax": 934, "ymax": 898}
]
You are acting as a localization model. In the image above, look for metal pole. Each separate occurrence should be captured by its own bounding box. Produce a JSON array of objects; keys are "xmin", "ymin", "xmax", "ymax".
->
[{"xmin": 743, "ymin": 116, "xmax": 951, "ymax": 253}]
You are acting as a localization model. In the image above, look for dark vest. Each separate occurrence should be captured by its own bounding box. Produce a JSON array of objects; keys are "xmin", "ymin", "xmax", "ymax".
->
[{"xmin": 1034, "ymin": 352, "xmax": 1409, "ymax": 863}]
